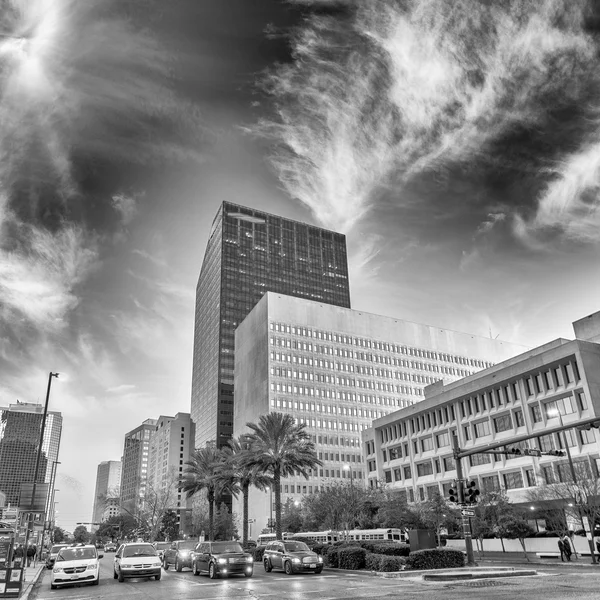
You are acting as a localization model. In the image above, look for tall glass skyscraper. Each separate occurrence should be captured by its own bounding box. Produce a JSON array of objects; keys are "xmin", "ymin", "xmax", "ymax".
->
[{"xmin": 191, "ymin": 201, "xmax": 351, "ymax": 449}]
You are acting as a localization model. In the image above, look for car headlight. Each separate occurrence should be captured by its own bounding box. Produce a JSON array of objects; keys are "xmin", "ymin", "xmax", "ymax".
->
[
  {"xmin": 153, "ymin": 561, "xmax": 162, "ymax": 567},
  {"xmin": 218, "ymin": 558, "xmax": 227, "ymax": 564},
  {"xmin": 318, "ymin": 556, "xmax": 323, "ymax": 562},
  {"xmin": 86, "ymin": 564, "xmax": 98, "ymax": 570},
  {"xmin": 292, "ymin": 558, "xmax": 301, "ymax": 564},
  {"xmin": 53, "ymin": 568, "xmax": 63, "ymax": 573},
  {"xmin": 180, "ymin": 551, "xmax": 190, "ymax": 557},
  {"xmin": 246, "ymin": 556, "xmax": 253, "ymax": 563}
]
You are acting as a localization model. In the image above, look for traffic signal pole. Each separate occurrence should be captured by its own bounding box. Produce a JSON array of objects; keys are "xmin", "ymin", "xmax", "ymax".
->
[{"xmin": 452, "ymin": 432, "xmax": 477, "ymax": 567}]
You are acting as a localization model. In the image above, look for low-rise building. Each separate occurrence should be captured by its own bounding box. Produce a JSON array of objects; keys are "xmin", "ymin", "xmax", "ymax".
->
[{"xmin": 362, "ymin": 312, "xmax": 600, "ymax": 509}]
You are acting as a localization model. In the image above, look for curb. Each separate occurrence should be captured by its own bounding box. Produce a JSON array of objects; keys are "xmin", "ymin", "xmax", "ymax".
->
[
  {"xmin": 423, "ymin": 569, "xmax": 537, "ymax": 581},
  {"xmin": 20, "ymin": 565, "xmax": 46, "ymax": 600}
]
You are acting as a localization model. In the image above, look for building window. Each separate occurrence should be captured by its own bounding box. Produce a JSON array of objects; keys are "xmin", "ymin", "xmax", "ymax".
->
[
  {"xmin": 421, "ymin": 437, "xmax": 434, "ymax": 452},
  {"xmin": 577, "ymin": 391, "xmax": 588, "ymax": 411},
  {"xmin": 530, "ymin": 405, "xmax": 542, "ymax": 423},
  {"xmin": 463, "ymin": 425, "xmax": 471, "ymax": 441},
  {"xmin": 526, "ymin": 378, "xmax": 534, "ymax": 396},
  {"xmin": 384, "ymin": 470, "xmax": 392, "ymax": 483},
  {"xmin": 525, "ymin": 468, "xmax": 536, "ymax": 487},
  {"xmin": 494, "ymin": 415, "xmax": 513, "ymax": 433},
  {"xmin": 474, "ymin": 421, "xmax": 490, "ymax": 438},
  {"xmin": 538, "ymin": 434, "xmax": 555, "ymax": 452},
  {"xmin": 404, "ymin": 466, "xmax": 412, "ymax": 479},
  {"xmin": 557, "ymin": 464, "xmax": 572, "ymax": 483},
  {"xmin": 580, "ymin": 429, "xmax": 595, "ymax": 445},
  {"xmin": 514, "ymin": 410, "xmax": 525, "ymax": 427},
  {"xmin": 470, "ymin": 453, "xmax": 491, "ymax": 467},
  {"xmin": 541, "ymin": 466, "xmax": 554, "ymax": 484},
  {"xmin": 394, "ymin": 468, "xmax": 402, "ymax": 481},
  {"xmin": 443, "ymin": 456, "xmax": 456, "ymax": 472},
  {"xmin": 503, "ymin": 472, "xmax": 524, "ymax": 490},
  {"xmin": 408, "ymin": 489, "xmax": 415, "ymax": 502},
  {"xmin": 436, "ymin": 432, "xmax": 450, "ymax": 448},
  {"xmin": 416, "ymin": 462, "xmax": 433, "ymax": 477}
]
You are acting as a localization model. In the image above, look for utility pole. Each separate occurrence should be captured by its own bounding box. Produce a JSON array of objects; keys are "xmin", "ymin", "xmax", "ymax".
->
[{"xmin": 452, "ymin": 431, "xmax": 476, "ymax": 566}]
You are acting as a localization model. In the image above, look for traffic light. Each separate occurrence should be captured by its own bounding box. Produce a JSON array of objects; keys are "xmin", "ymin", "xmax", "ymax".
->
[
  {"xmin": 522, "ymin": 448, "xmax": 541, "ymax": 457},
  {"xmin": 545, "ymin": 450, "xmax": 566, "ymax": 457},
  {"xmin": 577, "ymin": 421, "xmax": 600, "ymax": 431},
  {"xmin": 464, "ymin": 481, "xmax": 480, "ymax": 504},
  {"xmin": 448, "ymin": 486, "xmax": 459, "ymax": 503},
  {"xmin": 448, "ymin": 483, "xmax": 464, "ymax": 504},
  {"xmin": 507, "ymin": 447, "xmax": 522, "ymax": 455}
]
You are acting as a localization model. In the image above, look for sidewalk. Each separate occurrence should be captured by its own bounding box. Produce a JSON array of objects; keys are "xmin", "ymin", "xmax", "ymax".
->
[
  {"xmin": 20, "ymin": 563, "xmax": 46, "ymax": 600},
  {"xmin": 474, "ymin": 551, "xmax": 600, "ymax": 567}
]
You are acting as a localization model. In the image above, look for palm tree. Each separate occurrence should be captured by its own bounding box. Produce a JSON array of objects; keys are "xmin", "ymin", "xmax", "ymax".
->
[
  {"xmin": 181, "ymin": 445, "xmax": 230, "ymax": 541},
  {"xmin": 223, "ymin": 436, "xmax": 272, "ymax": 547},
  {"xmin": 245, "ymin": 412, "xmax": 322, "ymax": 540}
]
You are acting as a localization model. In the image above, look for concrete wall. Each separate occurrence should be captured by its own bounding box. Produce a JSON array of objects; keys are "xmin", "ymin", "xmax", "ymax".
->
[
  {"xmin": 446, "ymin": 536, "xmax": 596, "ymax": 555},
  {"xmin": 573, "ymin": 311, "xmax": 600, "ymax": 344}
]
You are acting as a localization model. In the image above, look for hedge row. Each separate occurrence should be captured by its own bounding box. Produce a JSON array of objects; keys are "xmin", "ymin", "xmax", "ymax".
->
[
  {"xmin": 250, "ymin": 547, "xmax": 265, "ymax": 562},
  {"xmin": 405, "ymin": 548, "xmax": 465, "ymax": 571},
  {"xmin": 365, "ymin": 553, "xmax": 406, "ymax": 572}
]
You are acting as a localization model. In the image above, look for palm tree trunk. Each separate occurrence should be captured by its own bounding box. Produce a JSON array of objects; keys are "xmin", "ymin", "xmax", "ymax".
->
[
  {"xmin": 208, "ymin": 489, "xmax": 215, "ymax": 541},
  {"xmin": 274, "ymin": 467, "xmax": 282, "ymax": 540},
  {"xmin": 243, "ymin": 483, "xmax": 249, "ymax": 547}
]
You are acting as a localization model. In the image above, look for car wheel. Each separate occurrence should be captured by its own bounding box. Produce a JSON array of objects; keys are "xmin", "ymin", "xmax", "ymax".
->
[
  {"xmin": 209, "ymin": 563, "xmax": 218, "ymax": 579},
  {"xmin": 90, "ymin": 577, "xmax": 99, "ymax": 586},
  {"xmin": 263, "ymin": 559, "xmax": 272, "ymax": 572},
  {"xmin": 113, "ymin": 569, "xmax": 118, "ymax": 580},
  {"xmin": 284, "ymin": 561, "xmax": 293, "ymax": 575},
  {"xmin": 163, "ymin": 558, "xmax": 169, "ymax": 571},
  {"xmin": 175, "ymin": 558, "xmax": 182, "ymax": 572},
  {"xmin": 192, "ymin": 561, "xmax": 199, "ymax": 576},
  {"xmin": 155, "ymin": 571, "xmax": 161, "ymax": 581},
  {"xmin": 118, "ymin": 569, "xmax": 125, "ymax": 583},
  {"xmin": 315, "ymin": 566, "xmax": 323, "ymax": 574}
]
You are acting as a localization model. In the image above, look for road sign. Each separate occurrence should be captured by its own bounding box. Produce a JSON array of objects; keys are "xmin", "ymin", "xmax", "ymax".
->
[{"xmin": 461, "ymin": 509, "xmax": 475, "ymax": 517}]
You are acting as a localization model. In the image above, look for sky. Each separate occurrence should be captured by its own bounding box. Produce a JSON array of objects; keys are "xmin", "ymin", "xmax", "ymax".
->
[{"xmin": 1, "ymin": 0, "xmax": 599, "ymax": 533}]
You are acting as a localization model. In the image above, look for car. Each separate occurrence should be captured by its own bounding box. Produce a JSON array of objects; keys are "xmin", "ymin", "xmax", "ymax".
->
[
  {"xmin": 50, "ymin": 545, "xmax": 100, "ymax": 589},
  {"xmin": 45, "ymin": 544, "xmax": 70, "ymax": 569},
  {"xmin": 162, "ymin": 540, "xmax": 197, "ymax": 572},
  {"xmin": 113, "ymin": 542, "xmax": 162, "ymax": 582},
  {"xmin": 104, "ymin": 542, "xmax": 117, "ymax": 552},
  {"xmin": 152, "ymin": 541, "xmax": 171, "ymax": 561},
  {"xmin": 263, "ymin": 540, "xmax": 323, "ymax": 575},
  {"xmin": 191, "ymin": 540, "xmax": 253, "ymax": 579}
]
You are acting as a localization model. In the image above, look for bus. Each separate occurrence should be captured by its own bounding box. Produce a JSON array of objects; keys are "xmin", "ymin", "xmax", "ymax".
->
[
  {"xmin": 256, "ymin": 533, "xmax": 278, "ymax": 546},
  {"xmin": 285, "ymin": 530, "xmax": 339, "ymax": 544},
  {"xmin": 344, "ymin": 528, "xmax": 408, "ymax": 543}
]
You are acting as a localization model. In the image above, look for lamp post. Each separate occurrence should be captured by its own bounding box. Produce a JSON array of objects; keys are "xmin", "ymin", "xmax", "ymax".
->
[
  {"xmin": 23, "ymin": 372, "xmax": 59, "ymax": 559},
  {"xmin": 547, "ymin": 408, "xmax": 596, "ymax": 564}
]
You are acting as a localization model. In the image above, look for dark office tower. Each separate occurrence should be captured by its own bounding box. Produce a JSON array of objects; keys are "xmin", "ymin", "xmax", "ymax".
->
[{"xmin": 191, "ymin": 201, "xmax": 351, "ymax": 450}]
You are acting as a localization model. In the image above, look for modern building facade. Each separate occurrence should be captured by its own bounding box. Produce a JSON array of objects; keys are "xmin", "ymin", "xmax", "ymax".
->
[
  {"xmin": 120, "ymin": 419, "xmax": 157, "ymax": 516},
  {"xmin": 233, "ymin": 293, "xmax": 527, "ymax": 532},
  {"xmin": 191, "ymin": 201, "xmax": 352, "ymax": 450},
  {"xmin": 147, "ymin": 413, "xmax": 195, "ymax": 535},
  {"xmin": 362, "ymin": 311, "xmax": 600, "ymax": 511},
  {"xmin": 91, "ymin": 461, "xmax": 122, "ymax": 527},
  {"xmin": 0, "ymin": 403, "xmax": 62, "ymax": 507}
]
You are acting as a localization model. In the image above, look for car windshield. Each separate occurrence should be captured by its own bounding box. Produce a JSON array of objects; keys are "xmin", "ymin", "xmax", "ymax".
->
[
  {"xmin": 177, "ymin": 541, "xmax": 197, "ymax": 550},
  {"xmin": 57, "ymin": 548, "xmax": 96, "ymax": 561},
  {"xmin": 154, "ymin": 542, "xmax": 170, "ymax": 550},
  {"xmin": 122, "ymin": 544, "xmax": 157, "ymax": 558},
  {"xmin": 50, "ymin": 545, "xmax": 66, "ymax": 554},
  {"xmin": 284, "ymin": 542, "xmax": 310, "ymax": 552},
  {"xmin": 212, "ymin": 542, "xmax": 244, "ymax": 553}
]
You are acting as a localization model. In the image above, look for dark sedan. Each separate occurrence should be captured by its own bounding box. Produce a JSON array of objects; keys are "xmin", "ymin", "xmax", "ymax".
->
[
  {"xmin": 263, "ymin": 540, "xmax": 323, "ymax": 574},
  {"xmin": 191, "ymin": 541, "xmax": 253, "ymax": 579}
]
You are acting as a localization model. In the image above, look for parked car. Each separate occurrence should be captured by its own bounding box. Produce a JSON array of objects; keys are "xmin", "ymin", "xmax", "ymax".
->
[
  {"xmin": 191, "ymin": 541, "xmax": 253, "ymax": 579},
  {"xmin": 104, "ymin": 542, "xmax": 117, "ymax": 552},
  {"xmin": 45, "ymin": 544, "xmax": 70, "ymax": 569},
  {"xmin": 152, "ymin": 541, "xmax": 171, "ymax": 560},
  {"xmin": 113, "ymin": 542, "xmax": 162, "ymax": 582},
  {"xmin": 162, "ymin": 540, "xmax": 197, "ymax": 571},
  {"xmin": 263, "ymin": 540, "xmax": 323, "ymax": 574},
  {"xmin": 50, "ymin": 545, "xmax": 100, "ymax": 589}
]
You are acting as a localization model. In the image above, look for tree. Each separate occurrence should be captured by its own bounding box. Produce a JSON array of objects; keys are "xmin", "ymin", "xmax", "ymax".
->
[
  {"xmin": 95, "ymin": 514, "xmax": 137, "ymax": 542},
  {"xmin": 244, "ymin": 412, "xmax": 322, "ymax": 540},
  {"xmin": 73, "ymin": 525, "xmax": 90, "ymax": 544},
  {"xmin": 223, "ymin": 436, "xmax": 272, "ymax": 547},
  {"xmin": 181, "ymin": 445, "xmax": 231, "ymax": 541},
  {"xmin": 498, "ymin": 514, "xmax": 535, "ymax": 562},
  {"xmin": 213, "ymin": 502, "xmax": 238, "ymax": 541},
  {"xmin": 136, "ymin": 469, "xmax": 181, "ymax": 541},
  {"xmin": 281, "ymin": 498, "xmax": 304, "ymax": 533},
  {"xmin": 470, "ymin": 490, "xmax": 515, "ymax": 556},
  {"xmin": 417, "ymin": 491, "xmax": 459, "ymax": 547},
  {"xmin": 158, "ymin": 510, "xmax": 180, "ymax": 542},
  {"xmin": 52, "ymin": 527, "xmax": 66, "ymax": 543}
]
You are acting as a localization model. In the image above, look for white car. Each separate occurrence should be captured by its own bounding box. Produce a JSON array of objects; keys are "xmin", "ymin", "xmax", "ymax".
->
[
  {"xmin": 113, "ymin": 542, "xmax": 162, "ymax": 582},
  {"xmin": 51, "ymin": 545, "xmax": 100, "ymax": 589}
]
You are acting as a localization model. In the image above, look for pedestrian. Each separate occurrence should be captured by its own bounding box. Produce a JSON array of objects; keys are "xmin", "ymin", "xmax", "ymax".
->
[
  {"xmin": 13, "ymin": 544, "xmax": 24, "ymax": 567},
  {"xmin": 562, "ymin": 534, "xmax": 572, "ymax": 562},
  {"xmin": 558, "ymin": 536, "xmax": 566, "ymax": 561},
  {"xmin": 26, "ymin": 544, "xmax": 36, "ymax": 567}
]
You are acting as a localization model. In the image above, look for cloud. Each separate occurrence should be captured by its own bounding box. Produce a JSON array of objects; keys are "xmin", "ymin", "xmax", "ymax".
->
[{"xmin": 255, "ymin": 0, "xmax": 600, "ymax": 249}]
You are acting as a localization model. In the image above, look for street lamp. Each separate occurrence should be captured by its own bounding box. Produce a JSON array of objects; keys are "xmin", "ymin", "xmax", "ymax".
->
[{"xmin": 343, "ymin": 464, "xmax": 354, "ymax": 487}]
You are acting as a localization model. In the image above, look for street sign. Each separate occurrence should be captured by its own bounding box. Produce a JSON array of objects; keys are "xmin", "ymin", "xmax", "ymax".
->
[{"xmin": 461, "ymin": 509, "xmax": 475, "ymax": 517}]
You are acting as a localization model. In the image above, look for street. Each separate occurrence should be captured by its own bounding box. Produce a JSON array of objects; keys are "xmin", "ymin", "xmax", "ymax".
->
[{"xmin": 30, "ymin": 557, "xmax": 600, "ymax": 600}]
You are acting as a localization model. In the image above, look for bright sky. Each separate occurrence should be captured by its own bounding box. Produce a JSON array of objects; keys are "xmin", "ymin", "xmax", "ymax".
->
[{"xmin": 1, "ymin": 0, "xmax": 599, "ymax": 533}]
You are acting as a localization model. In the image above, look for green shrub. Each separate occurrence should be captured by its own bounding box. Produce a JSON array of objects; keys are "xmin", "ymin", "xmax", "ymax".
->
[
  {"xmin": 405, "ymin": 548, "xmax": 465, "ymax": 571},
  {"xmin": 371, "ymin": 543, "xmax": 410, "ymax": 557},
  {"xmin": 324, "ymin": 546, "xmax": 340, "ymax": 568},
  {"xmin": 338, "ymin": 547, "xmax": 367, "ymax": 570},
  {"xmin": 312, "ymin": 543, "xmax": 326, "ymax": 555},
  {"xmin": 365, "ymin": 553, "xmax": 406, "ymax": 572},
  {"xmin": 250, "ymin": 547, "xmax": 265, "ymax": 562}
]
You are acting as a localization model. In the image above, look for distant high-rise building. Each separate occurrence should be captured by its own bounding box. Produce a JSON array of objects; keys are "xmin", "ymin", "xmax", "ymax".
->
[
  {"xmin": 119, "ymin": 419, "xmax": 157, "ymax": 516},
  {"xmin": 0, "ymin": 403, "xmax": 62, "ymax": 507},
  {"xmin": 91, "ymin": 461, "xmax": 122, "ymax": 527},
  {"xmin": 191, "ymin": 201, "xmax": 351, "ymax": 450},
  {"xmin": 147, "ymin": 413, "xmax": 195, "ymax": 536}
]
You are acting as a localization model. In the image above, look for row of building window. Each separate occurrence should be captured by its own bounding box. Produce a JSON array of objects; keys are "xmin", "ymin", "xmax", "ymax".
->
[
  {"xmin": 271, "ymin": 398, "xmax": 393, "ymax": 418},
  {"xmin": 270, "ymin": 383, "xmax": 415, "ymax": 404}
]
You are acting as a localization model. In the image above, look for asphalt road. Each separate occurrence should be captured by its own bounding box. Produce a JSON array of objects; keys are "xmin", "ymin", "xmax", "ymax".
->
[{"xmin": 31, "ymin": 555, "xmax": 600, "ymax": 600}]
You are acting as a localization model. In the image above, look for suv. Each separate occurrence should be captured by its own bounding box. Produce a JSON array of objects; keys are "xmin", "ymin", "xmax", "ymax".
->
[
  {"xmin": 162, "ymin": 540, "xmax": 197, "ymax": 571},
  {"xmin": 51, "ymin": 545, "xmax": 100, "ymax": 589},
  {"xmin": 263, "ymin": 540, "xmax": 323, "ymax": 575},
  {"xmin": 113, "ymin": 542, "xmax": 162, "ymax": 582},
  {"xmin": 46, "ymin": 544, "xmax": 70, "ymax": 569},
  {"xmin": 191, "ymin": 541, "xmax": 253, "ymax": 579},
  {"xmin": 152, "ymin": 541, "xmax": 171, "ymax": 561}
]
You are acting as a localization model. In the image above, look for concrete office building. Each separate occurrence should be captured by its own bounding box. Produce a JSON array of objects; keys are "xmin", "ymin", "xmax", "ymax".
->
[
  {"xmin": 233, "ymin": 293, "xmax": 526, "ymax": 532},
  {"xmin": 0, "ymin": 403, "xmax": 62, "ymax": 507},
  {"xmin": 191, "ymin": 201, "xmax": 351, "ymax": 451},
  {"xmin": 120, "ymin": 419, "xmax": 157, "ymax": 516},
  {"xmin": 147, "ymin": 413, "xmax": 195, "ymax": 535},
  {"xmin": 91, "ymin": 461, "xmax": 122, "ymax": 527},
  {"xmin": 362, "ymin": 311, "xmax": 600, "ymax": 513}
]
